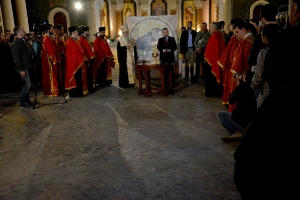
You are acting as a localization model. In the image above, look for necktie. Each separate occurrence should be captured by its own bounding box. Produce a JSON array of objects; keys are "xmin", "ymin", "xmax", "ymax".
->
[{"xmin": 164, "ymin": 37, "xmax": 168, "ymax": 46}]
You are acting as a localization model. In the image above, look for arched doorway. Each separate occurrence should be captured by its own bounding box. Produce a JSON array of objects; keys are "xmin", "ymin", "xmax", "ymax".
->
[
  {"xmin": 250, "ymin": 0, "xmax": 269, "ymax": 19},
  {"xmin": 253, "ymin": 5, "xmax": 264, "ymax": 20},
  {"xmin": 48, "ymin": 8, "xmax": 70, "ymax": 34},
  {"xmin": 54, "ymin": 12, "xmax": 67, "ymax": 33}
]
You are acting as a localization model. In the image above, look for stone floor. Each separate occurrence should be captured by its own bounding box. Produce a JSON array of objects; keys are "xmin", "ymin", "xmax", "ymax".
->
[{"xmin": 0, "ymin": 48, "xmax": 241, "ymax": 199}]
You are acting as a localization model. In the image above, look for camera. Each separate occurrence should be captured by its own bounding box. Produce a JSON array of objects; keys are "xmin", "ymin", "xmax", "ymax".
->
[{"xmin": 30, "ymin": 20, "xmax": 48, "ymax": 35}]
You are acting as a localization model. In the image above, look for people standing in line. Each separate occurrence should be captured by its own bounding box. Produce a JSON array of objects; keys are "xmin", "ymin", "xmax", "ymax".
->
[
  {"xmin": 41, "ymin": 24, "xmax": 62, "ymax": 97},
  {"xmin": 234, "ymin": 1, "xmax": 300, "ymax": 198},
  {"xmin": 117, "ymin": 24, "xmax": 137, "ymax": 88},
  {"xmin": 78, "ymin": 25, "xmax": 95, "ymax": 93},
  {"xmin": 93, "ymin": 27, "xmax": 115, "ymax": 87},
  {"xmin": 203, "ymin": 22, "xmax": 226, "ymax": 97},
  {"xmin": 180, "ymin": 21, "xmax": 197, "ymax": 83},
  {"xmin": 65, "ymin": 26, "xmax": 89, "ymax": 97},
  {"xmin": 10, "ymin": 26, "xmax": 34, "ymax": 108},
  {"xmin": 263, "ymin": 0, "xmax": 300, "ymax": 90},
  {"xmin": 218, "ymin": 18, "xmax": 242, "ymax": 107},
  {"xmin": 194, "ymin": 22, "xmax": 210, "ymax": 82}
]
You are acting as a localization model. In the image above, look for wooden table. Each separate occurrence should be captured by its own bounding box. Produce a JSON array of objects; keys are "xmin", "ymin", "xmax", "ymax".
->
[{"xmin": 137, "ymin": 63, "xmax": 174, "ymax": 97}]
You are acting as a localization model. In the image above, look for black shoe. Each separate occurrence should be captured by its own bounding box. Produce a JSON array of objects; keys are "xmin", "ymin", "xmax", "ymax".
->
[
  {"xmin": 27, "ymin": 101, "xmax": 34, "ymax": 106},
  {"xmin": 20, "ymin": 103, "xmax": 32, "ymax": 108},
  {"xmin": 183, "ymin": 77, "xmax": 189, "ymax": 80}
]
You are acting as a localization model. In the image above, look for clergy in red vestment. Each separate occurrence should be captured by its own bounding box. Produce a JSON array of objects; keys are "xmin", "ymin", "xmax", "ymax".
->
[
  {"xmin": 54, "ymin": 24, "xmax": 66, "ymax": 91},
  {"xmin": 204, "ymin": 22, "xmax": 226, "ymax": 97},
  {"xmin": 218, "ymin": 35, "xmax": 239, "ymax": 105},
  {"xmin": 229, "ymin": 21, "xmax": 255, "ymax": 112},
  {"xmin": 79, "ymin": 25, "xmax": 95, "ymax": 93},
  {"xmin": 218, "ymin": 19, "xmax": 243, "ymax": 106},
  {"xmin": 65, "ymin": 26, "xmax": 89, "ymax": 97},
  {"xmin": 93, "ymin": 27, "xmax": 115, "ymax": 87},
  {"xmin": 42, "ymin": 24, "xmax": 62, "ymax": 96}
]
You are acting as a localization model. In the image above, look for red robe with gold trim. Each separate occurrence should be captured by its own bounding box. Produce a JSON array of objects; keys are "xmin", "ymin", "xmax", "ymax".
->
[
  {"xmin": 56, "ymin": 34, "xmax": 66, "ymax": 89},
  {"xmin": 79, "ymin": 35, "xmax": 95, "ymax": 63},
  {"xmin": 204, "ymin": 30, "xmax": 226, "ymax": 84},
  {"xmin": 217, "ymin": 35, "xmax": 239, "ymax": 105},
  {"xmin": 65, "ymin": 36, "xmax": 88, "ymax": 96},
  {"xmin": 79, "ymin": 35, "xmax": 96, "ymax": 91},
  {"xmin": 42, "ymin": 34, "xmax": 61, "ymax": 96},
  {"xmin": 92, "ymin": 37, "xmax": 115, "ymax": 81},
  {"xmin": 229, "ymin": 35, "xmax": 254, "ymax": 112}
]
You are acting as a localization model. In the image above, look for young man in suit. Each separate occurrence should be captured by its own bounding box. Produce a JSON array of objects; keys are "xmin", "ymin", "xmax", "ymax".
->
[
  {"xmin": 157, "ymin": 28, "xmax": 177, "ymax": 64},
  {"xmin": 180, "ymin": 21, "xmax": 197, "ymax": 81}
]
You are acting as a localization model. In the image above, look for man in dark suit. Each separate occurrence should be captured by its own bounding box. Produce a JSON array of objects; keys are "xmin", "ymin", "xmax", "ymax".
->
[
  {"xmin": 157, "ymin": 28, "xmax": 177, "ymax": 64},
  {"xmin": 180, "ymin": 21, "xmax": 197, "ymax": 82}
]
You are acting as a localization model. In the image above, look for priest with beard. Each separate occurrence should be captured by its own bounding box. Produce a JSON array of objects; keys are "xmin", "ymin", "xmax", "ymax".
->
[
  {"xmin": 204, "ymin": 22, "xmax": 226, "ymax": 97},
  {"xmin": 218, "ymin": 17, "xmax": 242, "ymax": 107},
  {"xmin": 93, "ymin": 27, "xmax": 115, "ymax": 87},
  {"xmin": 65, "ymin": 26, "xmax": 89, "ymax": 97},
  {"xmin": 54, "ymin": 24, "xmax": 66, "ymax": 91},
  {"xmin": 42, "ymin": 24, "xmax": 62, "ymax": 97},
  {"xmin": 117, "ymin": 24, "xmax": 137, "ymax": 88},
  {"xmin": 78, "ymin": 25, "xmax": 95, "ymax": 93}
]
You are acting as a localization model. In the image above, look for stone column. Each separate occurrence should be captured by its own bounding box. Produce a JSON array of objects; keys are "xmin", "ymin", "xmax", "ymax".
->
[
  {"xmin": 194, "ymin": 1, "xmax": 205, "ymax": 32},
  {"xmin": 0, "ymin": 0, "xmax": 15, "ymax": 32},
  {"xmin": 86, "ymin": 0, "xmax": 102, "ymax": 43},
  {"xmin": 223, "ymin": 0, "xmax": 233, "ymax": 26},
  {"xmin": 113, "ymin": 4, "xmax": 123, "ymax": 37},
  {"xmin": 140, "ymin": 4, "xmax": 148, "ymax": 16},
  {"xmin": 214, "ymin": 0, "xmax": 219, "ymax": 22},
  {"xmin": 14, "ymin": 0, "xmax": 29, "ymax": 32},
  {"xmin": 168, "ymin": 2, "xmax": 177, "ymax": 15}
]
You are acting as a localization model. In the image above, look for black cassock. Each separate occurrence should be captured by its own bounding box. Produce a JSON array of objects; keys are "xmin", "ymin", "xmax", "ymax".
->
[{"xmin": 117, "ymin": 41, "xmax": 137, "ymax": 88}]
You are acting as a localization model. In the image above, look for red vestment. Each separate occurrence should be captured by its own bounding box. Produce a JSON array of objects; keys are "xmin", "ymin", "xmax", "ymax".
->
[
  {"xmin": 217, "ymin": 35, "xmax": 239, "ymax": 105},
  {"xmin": 65, "ymin": 37, "xmax": 89, "ymax": 96},
  {"xmin": 79, "ymin": 35, "xmax": 95, "ymax": 63},
  {"xmin": 56, "ymin": 34, "xmax": 66, "ymax": 89},
  {"xmin": 204, "ymin": 30, "xmax": 226, "ymax": 84},
  {"xmin": 92, "ymin": 37, "xmax": 115, "ymax": 81},
  {"xmin": 42, "ymin": 35, "xmax": 61, "ymax": 96},
  {"xmin": 229, "ymin": 35, "xmax": 254, "ymax": 112}
]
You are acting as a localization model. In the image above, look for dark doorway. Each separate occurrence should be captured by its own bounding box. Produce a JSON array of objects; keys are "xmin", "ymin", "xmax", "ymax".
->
[
  {"xmin": 54, "ymin": 12, "xmax": 67, "ymax": 33},
  {"xmin": 253, "ymin": 5, "xmax": 264, "ymax": 20}
]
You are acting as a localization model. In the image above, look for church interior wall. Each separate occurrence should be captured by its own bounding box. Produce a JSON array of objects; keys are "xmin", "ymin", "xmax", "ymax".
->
[
  {"xmin": 1, "ymin": 0, "xmax": 287, "ymax": 38},
  {"xmin": 232, "ymin": 0, "xmax": 288, "ymax": 20},
  {"xmin": 0, "ymin": 5, "xmax": 3, "ymax": 33}
]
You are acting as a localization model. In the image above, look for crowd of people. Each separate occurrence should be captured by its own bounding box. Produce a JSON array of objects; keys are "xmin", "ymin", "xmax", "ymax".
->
[
  {"xmin": 1, "ymin": 23, "xmax": 116, "ymax": 108},
  {"xmin": 1, "ymin": 0, "xmax": 300, "ymax": 197},
  {"xmin": 174, "ymin": 1, "xmax": 300, "ymax": 197}
]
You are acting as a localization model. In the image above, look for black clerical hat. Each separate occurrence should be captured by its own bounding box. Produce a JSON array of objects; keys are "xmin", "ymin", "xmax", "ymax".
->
[
  {"xmin": 99, "ymin": 27, "xmax": 105, "ymax": 32},
  {"xmin": 80, "ymin": 25, "xmax": 89, "ymax": 32},
  {"xmin": 68, "ymin": 26, "xmax": 77, "ymax": 33}
]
